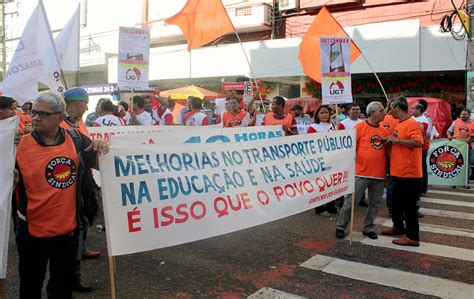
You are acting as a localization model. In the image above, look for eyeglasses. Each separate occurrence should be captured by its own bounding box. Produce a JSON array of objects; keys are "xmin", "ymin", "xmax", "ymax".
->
[{"xmin": 31, "ymin": 110, "xmax": 62, "ymax": 118}]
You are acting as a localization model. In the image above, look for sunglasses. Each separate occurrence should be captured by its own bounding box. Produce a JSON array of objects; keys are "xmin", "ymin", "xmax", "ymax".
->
[{"xmin": 31, "ymin": 110, "xmax": 62, "ymax": 118}]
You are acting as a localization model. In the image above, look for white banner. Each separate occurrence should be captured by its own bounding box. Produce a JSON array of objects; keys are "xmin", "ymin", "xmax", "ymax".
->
[
  {"xmin": 2, "ymin": 0, "xmax": 65, "ymax": 104},
  {"xmin": 88, "ymin": 124, "xmax": 232, "ymax": 141},
  {"xmin": 320, "ymin": 36, "xmax": 353, "ymax": 105},
  {"xmin": 55, "ymin": 4, "xmax": 80, "ymax": 72},
  {"xmin": 91, "ymin": 125, "xmax": 284, "ymax": 187},
  {"xmin": 99, "ymin": 130, "xmax": 355, "ymax": 256},
  {"xmin": 295, "ymin": 116, "xmax": 312, "ymax": 134},
  {"xmin": 117, "ymin": 27, "xmax": 150, "ymax": 90},
  {"xmin": 110, "ymin": 125, "xmax": 284, "ymax": 145},
  {"xmin": 0, "ymin": 117, "xmax": 18, "ymax": 278}
]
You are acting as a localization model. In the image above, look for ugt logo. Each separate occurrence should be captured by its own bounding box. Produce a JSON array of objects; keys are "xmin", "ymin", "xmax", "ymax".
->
[
  {"xmin": 126, "ymin": 67, "xmax": 141, "ymax": 80},
  {"xmin": 329, "ymin": 81, "xmax": 345, "ymax": 95}
]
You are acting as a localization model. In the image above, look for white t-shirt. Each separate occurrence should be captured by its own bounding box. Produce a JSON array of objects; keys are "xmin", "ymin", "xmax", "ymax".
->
[
  {"xmin": 94, "ymin": 114, "xmax": 123, "ymax": 127},
  {"xmin": 136, "ymin": 111, "xmax": 153, "ymax": 126},
  {"xmin": 338, "ymin": 118, "xmax": 362, "ymax": 130},
  {"xmin": 308, "ymin": 122, "xmax": 336, "ymax": 133}
]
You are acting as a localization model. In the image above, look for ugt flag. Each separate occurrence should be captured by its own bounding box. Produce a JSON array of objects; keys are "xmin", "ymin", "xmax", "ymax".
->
[{"xmin": 2, "ymin": 0, "xmax": 65, "ymax": 104}]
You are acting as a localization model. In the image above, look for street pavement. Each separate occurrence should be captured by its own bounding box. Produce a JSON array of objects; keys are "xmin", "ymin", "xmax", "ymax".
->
[{"xmin": 3, "ymin": 181, "xmax": 474, "ymax": 298}]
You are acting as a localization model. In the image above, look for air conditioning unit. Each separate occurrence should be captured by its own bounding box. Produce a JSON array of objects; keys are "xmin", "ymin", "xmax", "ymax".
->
[
  {"xmin": 229, "ymin": 3, "xmax": 272, "ymax": 30},
  {"xmin": 277, "ymin": 0, "xmax": 299, "ymax": 11}
]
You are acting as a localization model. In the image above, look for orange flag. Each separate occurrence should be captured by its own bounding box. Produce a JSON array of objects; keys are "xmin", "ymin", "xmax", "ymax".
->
[
  {"xmin": 166, "ymin": 0, "xmax": 234, "ymax": 51},
  {"xmin": 298, "ymin": 7, "xmax": 362, "ymax": 83}
]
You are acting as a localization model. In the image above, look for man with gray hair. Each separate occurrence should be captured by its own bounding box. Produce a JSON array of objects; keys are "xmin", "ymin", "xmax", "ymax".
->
[
  {"xmin": 14, "ymin": 93, "xmax": 108, "ymax": 298},
  {"xmin": 336, "ymin": 101, "xmax": 388, "ymax": 239}
]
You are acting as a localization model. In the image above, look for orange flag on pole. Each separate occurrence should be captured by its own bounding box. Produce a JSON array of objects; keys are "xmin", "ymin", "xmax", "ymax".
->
[
  {"xmin": 298, "ymin": 7, "xmax": 362, "ymax": 83},
  {"xmin": 166, "ymin": 0, "xmax": 234, "ymax": 51}
]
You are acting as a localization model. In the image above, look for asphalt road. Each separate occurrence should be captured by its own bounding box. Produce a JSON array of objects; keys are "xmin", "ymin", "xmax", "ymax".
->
[{"xmin": 3, "ymin": 183, "xmax": 474, "ymax": 298}]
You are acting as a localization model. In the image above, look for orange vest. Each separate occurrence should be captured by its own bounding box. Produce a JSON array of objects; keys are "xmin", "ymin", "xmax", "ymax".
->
[
  {"xmin": 223, "ymin": 111, "xmax": 249, "ymax": 127},
  {"xmin": 15, "ymin": 111, "xmax": 25, "ymax": 133},
  {"xmin": 61, "ymin": 119, "xmax": 90, "ymax": 137},
  {"xmin": 452, "ymin": 118, "xmax": 474, "ymax": 139},
  {"xmin": 16, "ymin": 133, "xmax": 78, "ymax": 237},
  {"xmin": 19, "ymin": 112, "xmax": 32, "ymax": 126},
  {"xmin": 264, "ymin": 112, "xmax": 293, "ymax": 135}
]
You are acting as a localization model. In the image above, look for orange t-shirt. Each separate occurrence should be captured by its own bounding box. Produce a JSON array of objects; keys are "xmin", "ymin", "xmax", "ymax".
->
[
  {"xmin": 355, "ymin": 121, "xmax": 388, "ymax": 179},
  {"xmin": 452, "ymin": 119, "xmax": 474, "ymax": 139},
  {"xmin": 61, "ymin": 119, "xmax": 90, "ymax": 137},
  {"xmin": 382, "ymin": 114, "xmax": 398, "ymax": 135},
  {"xmin": 16, "ymin": 132, "xmax": 78, "ymax": 237},
  {"xmin": 390, "ymin": 117, "xmax": 424, "ymax": 178}
]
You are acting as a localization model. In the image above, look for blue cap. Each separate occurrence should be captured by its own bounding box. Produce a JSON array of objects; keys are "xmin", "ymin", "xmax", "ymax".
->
[{"xmin": 64, "ymin": 88, "xmax": 89, "ymax": 102}]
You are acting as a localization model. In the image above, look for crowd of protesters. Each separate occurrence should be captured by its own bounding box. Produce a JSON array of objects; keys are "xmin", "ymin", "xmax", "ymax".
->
[{"xmin": 1, "ymin": 88, "xmax": 473, "ymax": 298}]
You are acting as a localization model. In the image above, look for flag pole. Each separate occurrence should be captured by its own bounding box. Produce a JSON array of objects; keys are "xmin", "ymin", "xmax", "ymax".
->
[
  {"xmin": 360, "ymin": 53, "xmax": 389, "ymax": 103},
  {"xmin": 349, "ymin": 192, "xmax": 355, "ymax": 245},
  {"xmin": 0, "ymin": 279, "xmax": 5, "ymax": 298},
  {"xmin": 60, "ymin": 69, "xmax": 69, "ymax": 90},
  {"xmin": 108, "ymin": 256, "xmax": 116, "ymax": 299},
  {"xmin": 231, "ymin": 29, "xmax": 267, "ymax": 112}
]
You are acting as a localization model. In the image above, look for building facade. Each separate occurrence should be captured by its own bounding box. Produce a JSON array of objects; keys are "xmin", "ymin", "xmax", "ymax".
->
[{"xmin": 3, "ymin": 0, "xmax": 468, "ymax": 105}]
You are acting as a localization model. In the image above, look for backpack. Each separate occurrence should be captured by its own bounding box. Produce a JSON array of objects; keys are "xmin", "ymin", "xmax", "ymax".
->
[{"xmin": 66, "ymin": 129, "xmax": 99, "ymax": 226}]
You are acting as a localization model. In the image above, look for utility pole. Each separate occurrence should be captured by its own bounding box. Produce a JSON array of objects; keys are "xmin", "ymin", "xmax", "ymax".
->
[{"xmin": 467, "ymin": 0, "xmax": 474, "ymax": 114}]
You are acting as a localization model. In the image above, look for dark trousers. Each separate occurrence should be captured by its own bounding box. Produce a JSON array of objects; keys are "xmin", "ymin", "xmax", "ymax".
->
[
  {"xmin": 16, "ymin": 225, "xmax": 77, "ymax": 299},
  {"xmin": 391, "ymin": 177, "xmax": 422, "ymax": 241},
  {"xmin": 386, "ymin": 176, "xmax": 395, "ymax": 215},
  {"xmin": 421, "ymin": 150, "xmax": 428, "ymax": 194},
  {"xmin": 73, "ymin": 228, "xmax": 86, "ymax": 280}
]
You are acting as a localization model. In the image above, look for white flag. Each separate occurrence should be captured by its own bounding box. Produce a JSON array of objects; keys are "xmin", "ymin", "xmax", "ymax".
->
[
  {"xmin": 55, "ymin": 4, "xmax": 80, "ymax": 71},
  {"xmin": 0, "ymin": 116, "xmax": 18, "ymax": 279},
  {"xmin": 2, "ymin": 0, "xmax": 65, "ymax": 104}
]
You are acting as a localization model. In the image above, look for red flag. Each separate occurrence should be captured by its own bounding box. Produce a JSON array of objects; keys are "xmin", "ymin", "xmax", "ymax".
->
[
  {"xmin": 298, "ymin": 7, "xmax": 362, "ymax": 83},
  {"xmin": 166, "ymin": 0, "xmax": 234, "ymax": 51}
]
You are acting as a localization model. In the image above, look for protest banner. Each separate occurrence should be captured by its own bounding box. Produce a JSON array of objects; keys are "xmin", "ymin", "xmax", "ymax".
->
[
  {"xmin": 99, "ymin": 130, "xmax": 355, "ymax": 256},
  {"xmin": 110, "ymin": 125, "xmax": 284, "ymax": 145},
  {"xmin": 117, "ymin": 27, "xmax": 150, "ymax": 90},
  {"xmin": 427, "ymin": 139, "xmax": 469, "ymax": 186},
  {"xmin": 320, "ymin": 36, "xmax": 353, "ymax": 105},
  {"xmin": 295, "ymin": 116, "xmax": 312, "ymax": 134},
  {"xmin": 0, "ymin": 117, "xmax": 18, "ymax": 279},
  {"xmin": 91, "ymin": 125, "xmax": 283, "ymax": 187},
  {"xmin": 88, "ymin": 124, "xmax": 282, "ymax": 143}
]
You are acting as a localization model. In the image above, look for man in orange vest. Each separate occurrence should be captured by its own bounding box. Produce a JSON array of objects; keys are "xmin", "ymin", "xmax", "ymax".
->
[
  {"xmin": 447, "ymin": 108, "xmax": 474, "ymax": 142},
  {"xmin": 60, "ymin": 88, "xmax": 91, "ymax": 137},
  {"xmin": 447, "ymin": 108, "xmax": 474, "ymax": 184},
  {"xmin": 14, "ymin": 93, "xmax": 108, "ymax": 298},
  {"xmin": 221, "ymin": 97, "xmax": 251, "ymax": 127},
  {"xmin": 263, "ymin": 96, "xmax": 298, "ymax": 135}
]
